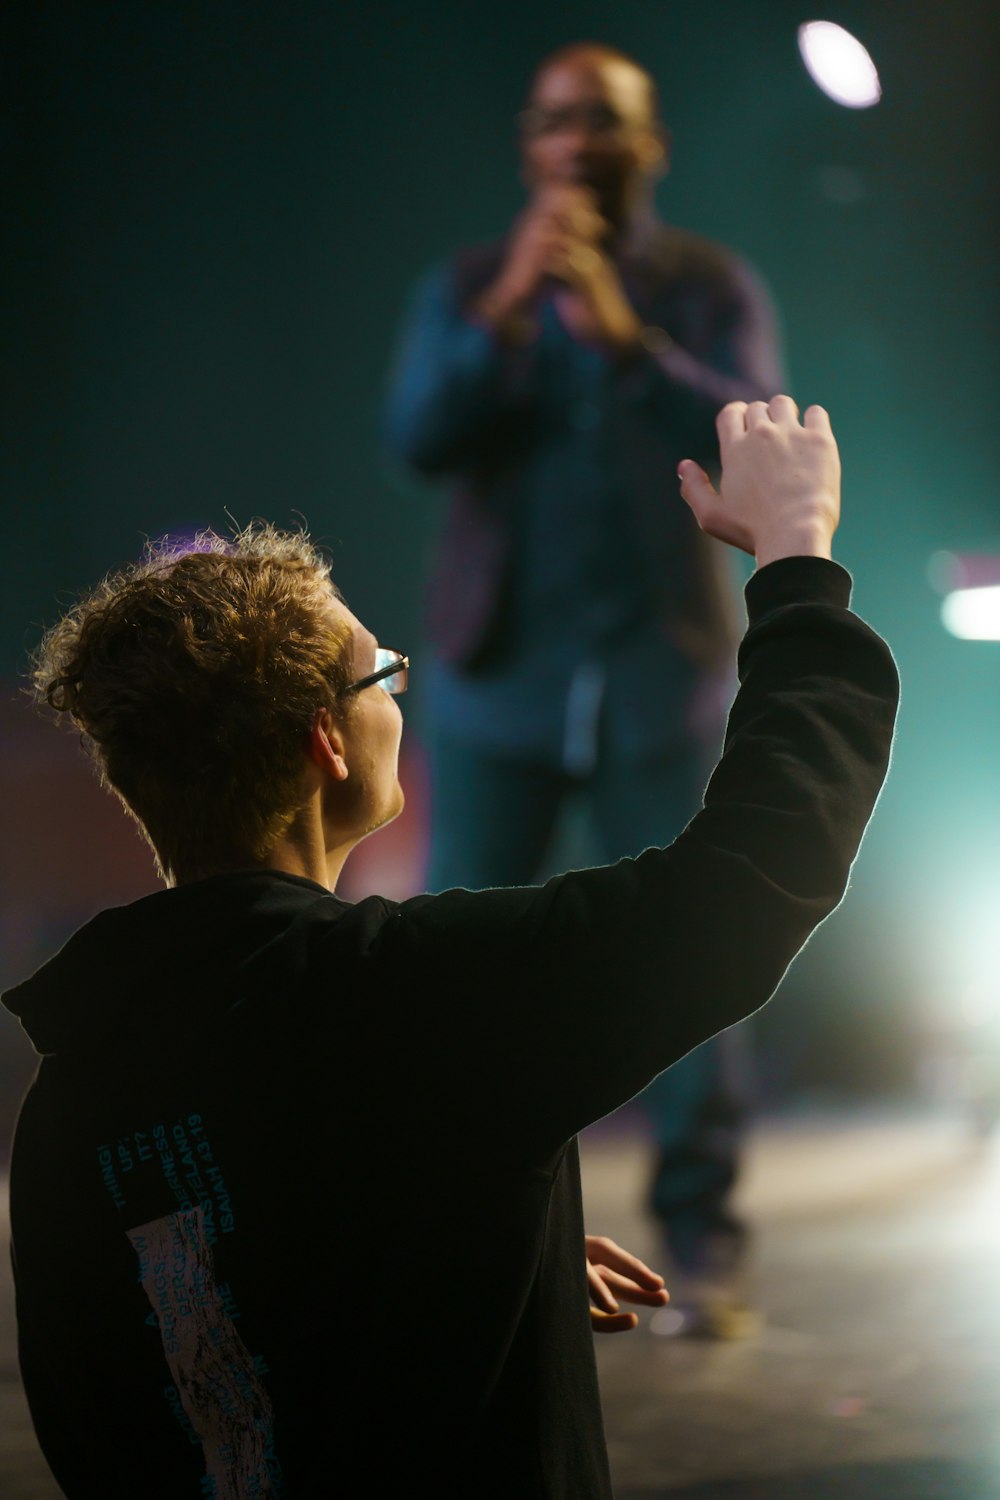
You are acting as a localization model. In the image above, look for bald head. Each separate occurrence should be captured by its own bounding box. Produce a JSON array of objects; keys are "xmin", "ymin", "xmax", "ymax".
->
[{"xmin": 529, "ymin": 42, "xmax": 662, "ymax": 125}]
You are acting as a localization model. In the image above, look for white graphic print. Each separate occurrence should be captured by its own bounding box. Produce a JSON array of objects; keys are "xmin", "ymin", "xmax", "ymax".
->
[{"xmin": 128, "ymin": 1206, "xmax": 281, "ymax": 1498}]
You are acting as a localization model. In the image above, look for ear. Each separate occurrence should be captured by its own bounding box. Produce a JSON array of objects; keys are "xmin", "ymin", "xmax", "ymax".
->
[
  {"xmin": 640, "ymin": 125, "xmax": 671, "ymax": 178},
  {"xmin": 309, "ymin": 709, "xmax": 350, "ymax": 783}
]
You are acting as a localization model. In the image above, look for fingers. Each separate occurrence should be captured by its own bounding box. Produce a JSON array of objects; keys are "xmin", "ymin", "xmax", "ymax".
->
[
  {"xmin": 678, "ymin": 460, "xmax": 719, "ymax": 513},
  {"xmin": 601, "ymin": 1286, "xmax": 668, "ymax": 1309},
  {"xmin": 696, "ymin": 394, "xmax": 838, "ymax": 563},
  {"xmin": 719, "ymin": 395, "xmax": 804, "ymax": 433},
  {"xmin": 803, "ymin": 403, "xmax": 832, "ymax": 432},
  {"xmin": 585, "ymin": 1235, "xmax": 662, "ymax": 1283},
  {"xmin": 566, "ymin": 207, "xmax": 607, "ymax": 243},
  {"xmin": 599, "ymin": 1266, "xmax": 668, "ymax": 1302},
  {"xmin": 678, "ymin": 461, "xmax": 756, "ymax": 555},
  {"xmin": 586, "ymin": 1236, "xmax": 669, "ymax": 1332},
  {"xmin": 716, "ymin": 402, "xmax": 747, "ymax": 447},
  {"xmin": 586, "ymin": 1263, "xmax": 620, "ymax": 1314},
  {"xmin": 585, "ymin": 1237, "xmax": 669, "ymax": 1311},
  {"xmin": 590, "ymin": 1307, "xmax": 640, "ymax": 1335},
  {"xmin": 564, "ymin": 243, "xmax": 602, "ymax": 277},
  {"xmin": 769, "ymin": 393, "xmax": 800, "ymax": 425},
  {"xmin": 745, "ymin": 400, "xmax": 771, "ymax": 429},
  {"xmin": 586, "ymin": 1238, "xmax": 664, "ymax": 1287},
  {"xmin": 544, "ymin": 231, "xmax": 604, "ymax": 286},
  {"xmin": 595, "ymin": 1267, "xmax": 669, "ymax": 1306}
]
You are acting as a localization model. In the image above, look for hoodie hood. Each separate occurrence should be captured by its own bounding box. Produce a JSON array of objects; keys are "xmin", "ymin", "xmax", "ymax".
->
[{"xmin": 2, "ymin": 870, "xmax": 343, "ymax": 1058}]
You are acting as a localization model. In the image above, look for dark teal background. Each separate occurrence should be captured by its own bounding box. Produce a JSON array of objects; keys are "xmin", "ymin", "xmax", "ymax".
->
[{"xmin": 7, "ymin": 1, "xmax": 1000, "ymax": 1094}]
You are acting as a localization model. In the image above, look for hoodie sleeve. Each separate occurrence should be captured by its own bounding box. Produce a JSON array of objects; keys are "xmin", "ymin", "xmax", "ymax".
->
[{"xmin": 376, "ymin": 555, "xmax": 898, "ymax": 1159}]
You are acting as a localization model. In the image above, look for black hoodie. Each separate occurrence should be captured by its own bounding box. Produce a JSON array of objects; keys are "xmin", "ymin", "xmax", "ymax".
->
[{"xmin": 4, "ymin": 558, "xmax": 899, "ymax": 1499}]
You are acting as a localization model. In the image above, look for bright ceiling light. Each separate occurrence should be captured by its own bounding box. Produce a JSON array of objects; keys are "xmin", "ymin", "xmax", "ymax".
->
[
  {"xmin": 941, "ymin": 586, "xmax": 1000, "ymax": 641},
  {"xmin": 798, "ymin": 21, "xmax": 882, "ymax": 109}
]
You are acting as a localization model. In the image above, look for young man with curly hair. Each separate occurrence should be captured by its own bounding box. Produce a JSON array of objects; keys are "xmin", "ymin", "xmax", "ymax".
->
[{"xmin": 4, "ymin": 397, "xmax": 897, "ymax": 1499}]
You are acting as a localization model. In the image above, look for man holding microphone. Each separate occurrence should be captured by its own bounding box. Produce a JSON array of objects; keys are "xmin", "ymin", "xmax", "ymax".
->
[{"xmin": 384, "ymin": 40, "xmax": 785, "ymax": 1334}]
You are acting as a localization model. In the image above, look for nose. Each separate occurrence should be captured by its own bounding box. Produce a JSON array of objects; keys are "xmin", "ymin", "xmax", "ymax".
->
[{"xmin": 551, "ymin": 133, "xmax": 599, "ymax": 171}]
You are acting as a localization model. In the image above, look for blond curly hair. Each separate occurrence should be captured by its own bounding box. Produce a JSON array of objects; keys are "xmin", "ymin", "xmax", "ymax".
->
[{"xmin": 32, "ymin": 523, "xmax": 354, "ymax": 882}]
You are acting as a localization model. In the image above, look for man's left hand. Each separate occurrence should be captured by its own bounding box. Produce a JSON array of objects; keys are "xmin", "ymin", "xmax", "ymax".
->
[{"xmin": 586, "ymin": 1234, "xmax": 669, "ymax": 1334}]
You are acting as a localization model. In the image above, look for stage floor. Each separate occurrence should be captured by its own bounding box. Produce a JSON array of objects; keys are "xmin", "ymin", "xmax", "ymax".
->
[
  {"xmin": 2, "ymin": 1107, "xmax": 998, "ymax": 1499},
  {"xmin": 585, "ymin": 1105, "xmax": 1000, "ymax": 1499}
]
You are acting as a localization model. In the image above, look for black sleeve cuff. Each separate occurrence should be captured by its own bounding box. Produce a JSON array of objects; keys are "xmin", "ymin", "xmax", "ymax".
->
[{"xmin": 744, "ymin": 556, "xmax": 853, "ymax": 624}]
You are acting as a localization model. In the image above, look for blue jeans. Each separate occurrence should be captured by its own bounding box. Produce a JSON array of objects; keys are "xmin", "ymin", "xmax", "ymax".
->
[{"xmin": 427, "ymin": 731, "xmax": 752, "ymax": 1272}]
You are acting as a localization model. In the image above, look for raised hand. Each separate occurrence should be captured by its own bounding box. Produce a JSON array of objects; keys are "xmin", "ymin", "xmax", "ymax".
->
[{"xmin": 678, "ymin": 395, "xmax": 841, "ymax": 567}]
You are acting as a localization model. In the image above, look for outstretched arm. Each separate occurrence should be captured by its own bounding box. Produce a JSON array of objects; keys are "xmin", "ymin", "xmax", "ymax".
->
[{"xmin": 387, "ymin": 394, "xmax": 898, "ymax": 1155}]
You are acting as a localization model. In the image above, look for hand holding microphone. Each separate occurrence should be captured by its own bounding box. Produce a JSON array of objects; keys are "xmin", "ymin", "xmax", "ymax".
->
[{"xmin": 473, "ymin": 184, "xmax": 614, "ymax": 338}]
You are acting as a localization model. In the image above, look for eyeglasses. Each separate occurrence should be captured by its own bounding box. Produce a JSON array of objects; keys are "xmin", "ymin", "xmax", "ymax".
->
[
  {"xmin": 344, "ymin": 647, "xmax": 409, "ymax": 697},
  {"xmin": 516, "ymin": 102, "xmax": 625, "ymax": 139}
]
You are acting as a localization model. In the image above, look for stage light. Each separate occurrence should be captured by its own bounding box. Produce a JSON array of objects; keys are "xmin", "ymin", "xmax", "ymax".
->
[
  {"xmin": 941, "ymin": 586, "xmax": 1000, "ymax": 641},
  {"xmin": 798, "ymin": 21, "xmax": 882, "ymax": 109}
]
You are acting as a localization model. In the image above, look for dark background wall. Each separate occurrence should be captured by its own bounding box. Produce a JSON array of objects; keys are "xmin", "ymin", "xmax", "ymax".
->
[{"xmin": 4, "ymin": 1, "xmax": 999, "ymax": 1127}]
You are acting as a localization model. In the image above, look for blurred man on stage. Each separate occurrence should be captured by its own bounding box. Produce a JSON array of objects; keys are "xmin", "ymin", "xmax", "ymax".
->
[{"xmin": 384, "ymin": 41, "xmax": 785, "ymax": 1332}]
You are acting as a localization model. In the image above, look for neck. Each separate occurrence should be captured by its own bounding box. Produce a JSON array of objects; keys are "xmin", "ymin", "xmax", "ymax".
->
[
  {"xmin": 170, "ymin": 839, "xmax": 354, "ymax": 894},
  {"xmin": 168, "ymin": 785, "xmax": 358, "ymax": 892},
  {"xmin": 265, "ymin": 813, "xmax": 356, "ymax": 893},
  {"xmin": 214, "ymin": 794, "xmax": 357, "ymax": 893}
]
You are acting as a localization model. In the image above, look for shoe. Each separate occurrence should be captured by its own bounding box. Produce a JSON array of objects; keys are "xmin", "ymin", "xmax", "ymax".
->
[
  {"xmin": 651, "ymin": 1227, "xmax": 760, "ymax": 1340},
  {"xmin": 650, "ymin": 1288, "xmax": 761, "ymax": 1340}
]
